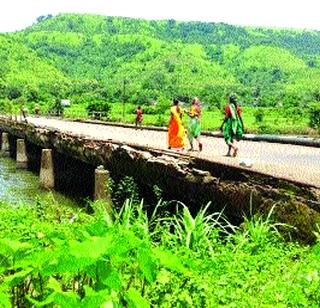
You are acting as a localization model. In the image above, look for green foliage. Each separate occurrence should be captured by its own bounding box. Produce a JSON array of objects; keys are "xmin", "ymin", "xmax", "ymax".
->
[
  {"xmin": 1, "ymin": 193, "xmax": 320, "ymax": 306},
  {"xmin": 309, "ymin": 103, "xmax": 320, "ymax": 132},
  {"xmin": 112, "ymin": 176, "xmax": 140, "ymax": 206},
  {"xmin": 0, "ymin": 13, "xmax": 319, "ymax": 119},
  {"xmin": 86, "ymin": 100, "xmax": 111, "ymax": 119},
  {"xmin": 47, "ymin": 97, "xmax": 64, "ymax": 115},
  {"xmin": 254, "ymin": 108, "xmax": 265, "ymax": 123}
]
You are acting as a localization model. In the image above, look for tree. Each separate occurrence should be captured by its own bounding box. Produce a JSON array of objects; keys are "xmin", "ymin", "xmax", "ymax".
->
[
  {"xmin": 309, "ymin": 103, "xmax": 320, "ymax": 132},
  {"xmin": 36, "ymin": 14, "xmax": 53, "ymax": 23},
  {"xmin": 7, "ymin": 86, "xmax": 22, "ymax": 100}
]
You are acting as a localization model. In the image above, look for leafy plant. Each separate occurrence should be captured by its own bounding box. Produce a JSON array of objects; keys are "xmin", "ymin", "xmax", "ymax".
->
[
  {"xmin": 86, "ymin": 101, "xmax": 111, "ymax": 119},
  {"xmin": 112, "ymin": 176, "xmax": 140, "ymax": 206},
  {"xmin": 47, "ymin": 97, "xmax": 64, "ymax": 116},
  {"xmin": 254, "ymin": 108, "xmax": 265, "ymax": 123},
  {"xmin": 309, "ymin": 103, "xmax": 320, "ymax": 132},
  {"xmin": 1, "ymin": 177, "xmax": 320, "ymax": 306}
]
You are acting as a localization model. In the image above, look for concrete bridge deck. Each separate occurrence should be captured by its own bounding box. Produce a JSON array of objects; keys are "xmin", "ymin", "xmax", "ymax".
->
[{"xmin": 27, "ymin": 117, "xmax": 320, "ymax": 188}]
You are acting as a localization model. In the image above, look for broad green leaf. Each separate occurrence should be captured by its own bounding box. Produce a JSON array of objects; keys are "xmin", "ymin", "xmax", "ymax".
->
[
  {"xmin": 69, "ymin": 234, "xmax": 113, "ymax": 260},
  {"xmin": 137, "ymin": 247, "xmax": 156, "ymax": 283},
  {"xmin": 0, "ymin": 238, "xmax": 32, "ymax": 255},
  {"xmin": 26, "ymin": 293, "xmax": 55, "ymax": 307},
  {"xmin": 125, "ymin": 288, "xmax": 149, "ymax": 308},
  {"xmin": 152, "ymin": 247, "xmax": 186, "ymax": 273},
  {"xmin": 0, "ymin": 291, "xmax": 11, "ymax": 308},
  {"xmin": 53, "ymin": 291, "xmax": 80, "ymax": 307},
  {"xmin": 3, "ymin": 268, "xmax": 32, "ymax": 288},
  {"xmin": 101, "ymin": 268, "xmax": 122, "ymax": 291},
  {"xmin": 80, "ymin": 286, "xmax": 112, "ymax": 308}
]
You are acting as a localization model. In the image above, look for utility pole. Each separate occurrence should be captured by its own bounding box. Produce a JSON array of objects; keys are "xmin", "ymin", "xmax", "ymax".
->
[{"xmin": 122, "ymin": 78, "xmax": 127, "ymax": 121}]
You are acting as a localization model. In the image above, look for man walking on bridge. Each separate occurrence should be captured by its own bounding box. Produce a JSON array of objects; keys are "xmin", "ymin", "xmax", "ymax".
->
[{"xmin": 135, "ymin": 106, "xmax": 143, "ymax": 128}]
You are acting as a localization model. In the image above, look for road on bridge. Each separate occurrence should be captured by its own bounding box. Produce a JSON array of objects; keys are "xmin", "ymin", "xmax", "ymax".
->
[{"xmin": 28, "ymin": 117, "xmax": 320, "ymax": 188}]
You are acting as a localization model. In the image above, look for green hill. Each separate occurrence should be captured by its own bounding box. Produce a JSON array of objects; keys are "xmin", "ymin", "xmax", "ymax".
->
[
  {"xmin": 1, "ymin": 13, "xmax": 320, "ymax": 113},
  {"xmin": 0, "ymin": 34, "xmax": 67, "ymax": 111}
]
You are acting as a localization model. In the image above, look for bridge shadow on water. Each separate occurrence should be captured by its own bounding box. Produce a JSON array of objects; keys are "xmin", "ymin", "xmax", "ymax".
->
[{"xmin": 8, "ymin": 137, "xmax": 95, "ymax": 206}]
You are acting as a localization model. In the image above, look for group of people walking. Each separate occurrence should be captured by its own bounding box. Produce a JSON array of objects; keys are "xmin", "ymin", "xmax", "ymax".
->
[
  {"xmin": 168, "ymin": 97, "xmax": 203, "ymax": 152},
  {"xmin": 136, "ymin": 95, "xmax": 244, "ymax": 156}
]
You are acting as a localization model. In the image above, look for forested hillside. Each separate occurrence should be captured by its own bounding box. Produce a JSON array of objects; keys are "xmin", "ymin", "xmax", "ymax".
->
[{"xmin": 1, "ymin": 13, "xmax": 320, "ymax": 114}]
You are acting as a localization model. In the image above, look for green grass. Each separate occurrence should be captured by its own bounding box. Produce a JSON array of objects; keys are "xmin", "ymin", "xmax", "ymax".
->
[
  {"xmin": 62, "ymin": 102, "xmax": 317, "ymax": 135},
  {"xmin": 1, "ymin": 194, "xmax": 320, "ymax": 307},
  {"xmin": 3, "ymin": 99, "xmax": 314, "ymax": 135}
]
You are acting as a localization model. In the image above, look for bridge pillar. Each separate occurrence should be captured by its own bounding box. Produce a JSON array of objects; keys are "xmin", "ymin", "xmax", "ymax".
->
[
  {"xmin": 16, "ymin": 139, "xmax": 28, "ymax": 169},
  {"xmin": 94, "ymin": 165, "xmax": 113, "ymax": 212},
  {"xmin": 1, "ymin": 132, "xmax": 10, "ymax": 157},
  {"xmin": 39, "ymin": 149, "xmax": 54, "ymax": 189}
]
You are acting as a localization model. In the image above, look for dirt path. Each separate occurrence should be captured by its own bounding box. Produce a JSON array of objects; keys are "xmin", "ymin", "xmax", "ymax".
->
[{"xmin": 28, "ymin": 117, "xmax": 320, "ymax": 188}]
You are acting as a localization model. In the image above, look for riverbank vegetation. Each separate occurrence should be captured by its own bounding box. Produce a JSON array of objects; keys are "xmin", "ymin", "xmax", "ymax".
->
[
  {"xmin": 0, "ymin": 14, "xmax": 320, "ymax": 134},
  {"xmin": 1, "ymin": 190, "xmax": 320, "ymax": 306}
]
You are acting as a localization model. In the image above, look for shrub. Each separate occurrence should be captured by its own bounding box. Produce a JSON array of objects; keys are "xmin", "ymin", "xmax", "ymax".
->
[
  {"xmin": 86, "ymin": 100, "xmax": 111, "ymax": 119},
  {"xmin": 257, "ymin": 124, "xmax": 281, "ymax": 135},
  {"xmin": 309, "ymin": 103, "xmax": 320, "ymax": 132},
  {"xmin": 112, "ymin": 176, "xmax": 140, "ymax": 206},
  {"xmin": 140, "ymin": 105, "xmax": 157, "ymax": 115},
  {"xmin": 47, "ymin": 98, "xmax": 64, "ymax": 116},
  {"xmin": 254, "ymin": 108, "xmax": 265, "ymax": 123},
  {"xmin": 155, "ymin": 115, "xmax": 167, "ymax": 127},
  {"xmin": 0, "ymin": 98, "xmax": 13, "ymax": 113}
]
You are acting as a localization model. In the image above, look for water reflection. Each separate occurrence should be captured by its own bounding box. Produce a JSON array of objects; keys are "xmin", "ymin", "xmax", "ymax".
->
[{"xmin": 0, "ymin": 156, "xmax": 79, "ymax": 207}]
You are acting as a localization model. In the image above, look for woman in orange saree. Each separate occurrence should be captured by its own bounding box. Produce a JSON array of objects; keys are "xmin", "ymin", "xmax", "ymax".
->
[{"xmin": 168, "ymin": 99, "xmax": 186, "ymax": 150}]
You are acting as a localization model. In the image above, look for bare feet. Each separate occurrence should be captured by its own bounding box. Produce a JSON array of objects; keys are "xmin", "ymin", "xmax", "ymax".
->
[{"xmin": 233, "ymin": 147, "xmax": 238, "ymax": 157}]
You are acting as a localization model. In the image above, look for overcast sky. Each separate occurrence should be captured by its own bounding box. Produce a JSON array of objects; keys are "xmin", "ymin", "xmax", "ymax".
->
[{"xmin": 1, "ymin": 0, "xmax": 319, "ymax": 33}]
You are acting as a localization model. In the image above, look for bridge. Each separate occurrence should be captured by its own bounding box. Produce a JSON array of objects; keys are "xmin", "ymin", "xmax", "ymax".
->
[
  {"xmin": 29, "ymin": 117, "xmax": 320, "ymax": 188},
  {"xmin": 0, "ymin": 115, "xmax": 320, "ymax": 242}
]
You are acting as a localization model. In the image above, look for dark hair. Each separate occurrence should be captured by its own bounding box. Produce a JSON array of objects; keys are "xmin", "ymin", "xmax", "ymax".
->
[
  {"xmin": 229, "ymin": 95, "xmax": 237, "ymax": 105},
  {"xmin": 173, "ymin": 99, "xmax": 179, "ymax": 106},
  {"xmin": 137, "ymin": 106, "xmax": 141, "ymax": 109}
]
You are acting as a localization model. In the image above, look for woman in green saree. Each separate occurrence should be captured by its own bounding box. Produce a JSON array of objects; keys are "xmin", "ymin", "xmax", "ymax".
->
[
  {"xmin": 186, "ymin": 97, "xmax": 203, "ymax": 151},
  {"xmin": 220, "ymin": 95, "xmax": 244, "ymax": 157}
]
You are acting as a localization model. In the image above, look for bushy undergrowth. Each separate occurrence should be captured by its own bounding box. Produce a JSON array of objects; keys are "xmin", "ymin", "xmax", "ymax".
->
[
  {"xmin": 0, "ymin": 195, "xmax": 320, "ymax": 307},
  {"xmin": 309, "ymin": 103, "xmax": 320, "ymax": 132}
]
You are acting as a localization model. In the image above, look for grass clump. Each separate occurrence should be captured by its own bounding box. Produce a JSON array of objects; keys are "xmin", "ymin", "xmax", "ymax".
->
[{"xmin": 0, "ymin": 196, "xmax": 320, "ymax": 307}]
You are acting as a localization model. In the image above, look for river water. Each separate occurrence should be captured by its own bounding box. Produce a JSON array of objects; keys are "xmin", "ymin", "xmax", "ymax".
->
[{"xmin": 0, "ymin": 156, "xmax": 79, "ymax": 207}]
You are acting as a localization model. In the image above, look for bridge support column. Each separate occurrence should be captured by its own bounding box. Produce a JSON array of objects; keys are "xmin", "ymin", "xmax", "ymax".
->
[
  {"xmin": 39, "ymin": 149, "xmax": 54, "ymax": 189},
  {"xmin": 16, "ymin": 139, "xmax": 28, "ymax": 169},
  {"xmin": 1, "ymin": 132, "xmax": 10, "ymax": 157},
  {"xmin": 94, "ymin": 165, "xmax": 113, "ymax": 213}
]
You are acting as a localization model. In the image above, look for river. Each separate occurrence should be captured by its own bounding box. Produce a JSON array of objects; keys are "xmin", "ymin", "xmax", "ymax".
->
[{"xmin": 0, "ymin": 156, "xmax": 79, "ymax": 207}]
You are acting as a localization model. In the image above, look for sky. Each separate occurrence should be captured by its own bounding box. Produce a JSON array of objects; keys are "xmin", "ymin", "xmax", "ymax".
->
[{"xmin": 1, "ymin": 0, "xmax": 320, "ymax": 33}]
